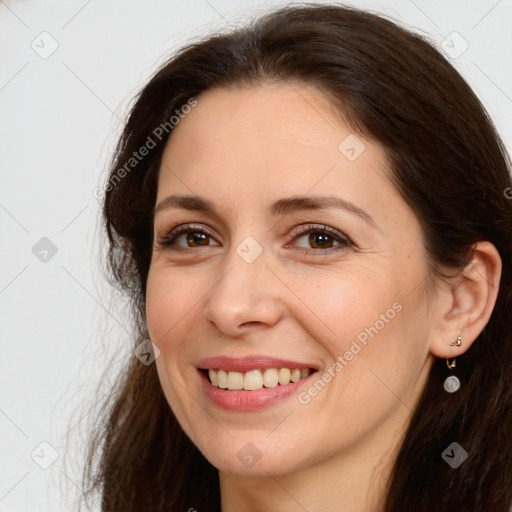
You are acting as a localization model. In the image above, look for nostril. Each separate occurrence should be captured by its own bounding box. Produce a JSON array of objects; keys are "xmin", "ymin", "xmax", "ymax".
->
[{"xmin": 241, "ymin": 321, "xmax": 263, "ymax": 327}]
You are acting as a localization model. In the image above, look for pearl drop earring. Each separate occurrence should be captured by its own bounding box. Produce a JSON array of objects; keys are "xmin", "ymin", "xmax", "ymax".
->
[{"xmin": 444, "ymin": 336, "xmax": 462, "ymax": 393}]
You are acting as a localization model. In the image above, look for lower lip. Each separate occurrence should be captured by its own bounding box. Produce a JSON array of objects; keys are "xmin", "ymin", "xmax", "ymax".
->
[{"xmin": 199, "ymin": 370, "xmax": 316, "ymax": 411}]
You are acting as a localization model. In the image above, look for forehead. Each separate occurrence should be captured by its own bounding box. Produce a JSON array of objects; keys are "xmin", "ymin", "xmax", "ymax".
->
[
  {"xmin": 164, "ymin": 82, "xmax": 348, "ymax": 157},
  {"xmin": 160, "ymin": 83, "xmax": 385, "ymax": 187}
]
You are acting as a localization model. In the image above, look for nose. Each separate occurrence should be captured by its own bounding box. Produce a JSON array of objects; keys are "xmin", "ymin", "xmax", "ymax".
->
[{"xmin": 203, "ymin": 243, "xmax": 284, "ymax": 338}]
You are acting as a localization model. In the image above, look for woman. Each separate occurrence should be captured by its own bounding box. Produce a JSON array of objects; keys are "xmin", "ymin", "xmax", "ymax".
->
[{"xmin": 81, "ymin": 3, "xmax": 512, "ymax": 511}]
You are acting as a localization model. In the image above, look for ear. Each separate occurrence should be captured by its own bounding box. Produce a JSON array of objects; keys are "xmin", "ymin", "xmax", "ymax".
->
[{"xmin": 429, "ymin": 241, "xmax": 502, "ymax": 359}]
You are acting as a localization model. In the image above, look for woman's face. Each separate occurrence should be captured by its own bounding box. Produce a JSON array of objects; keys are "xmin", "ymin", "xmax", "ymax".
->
[{"xmin": 146, "ymin": 82, "xmax": 436, "ymax": 477}]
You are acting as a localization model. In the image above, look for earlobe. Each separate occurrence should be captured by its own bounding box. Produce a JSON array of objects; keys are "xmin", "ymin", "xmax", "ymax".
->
[{"xmin": 429, "ymin": 241, "xmax": 502, "ymax": 359}]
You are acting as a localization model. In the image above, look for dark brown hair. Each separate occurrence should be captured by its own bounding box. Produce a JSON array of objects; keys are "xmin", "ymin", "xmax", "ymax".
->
[{"xmin": 79, "ymin": 3, "xmax": 512, "ymax": 511}]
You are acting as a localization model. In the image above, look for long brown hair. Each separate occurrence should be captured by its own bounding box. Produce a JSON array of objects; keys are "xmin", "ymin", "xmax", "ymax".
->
[{"xmin": 79, "ymin": 3, "xmax": 512, "ymax": 510}]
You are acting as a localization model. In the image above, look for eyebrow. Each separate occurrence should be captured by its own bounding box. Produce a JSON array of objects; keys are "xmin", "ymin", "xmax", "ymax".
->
[{"xmin": 153, "ymin": 194, "xmax": 379, "ymax": 229}]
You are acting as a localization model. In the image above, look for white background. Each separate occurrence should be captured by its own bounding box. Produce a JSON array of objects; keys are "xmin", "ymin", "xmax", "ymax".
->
[{"xmin": 1, "ymin": 1, "xmax": 511, "ymax": 510}]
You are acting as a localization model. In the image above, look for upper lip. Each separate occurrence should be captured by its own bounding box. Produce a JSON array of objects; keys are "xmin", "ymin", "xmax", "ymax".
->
[{"xmin": 197, "ymin": 355, "xmax": 318, "ymax": 373}]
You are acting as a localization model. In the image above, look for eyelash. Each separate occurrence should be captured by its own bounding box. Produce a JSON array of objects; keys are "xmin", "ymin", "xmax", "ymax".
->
[{"xmin": 155, "ymin": 223, "xmax": 353, "ymax": 256}]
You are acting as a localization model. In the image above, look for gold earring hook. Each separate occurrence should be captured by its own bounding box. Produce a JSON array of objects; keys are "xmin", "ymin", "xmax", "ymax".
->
[{"xmin": 446, "ymin": 358, "xmax": 456, "ymax": 370}]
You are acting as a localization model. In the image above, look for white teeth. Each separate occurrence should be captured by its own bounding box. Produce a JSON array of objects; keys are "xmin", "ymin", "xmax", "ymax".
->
[
  {"xmin": 263, "ymin": 368, "xmax": 279, "ymax": 387},
  {"xmin": 217, "ymin": 370, "xmax": 228, "ymax": 389},
  {"xmin": 278, "ymin": 368, "xmax": 291, "ymax": 385},
  {"xmin": 206, "ymin": 367, "xmax": 313, "ymax": 390},
  {"xmin": 290, "ymin": 368, "xmax": 301, "ymax": 383},
  {"xmin": 227, "ymin": 371, "xmax": 244, "ymax": 390},
  {"xmin": 208, "ymin": 369, "xmax": 218, "ymax": 386},
  {"xmin": 244, "ymin": 370, "xmax": 263, "ymax": 390}
]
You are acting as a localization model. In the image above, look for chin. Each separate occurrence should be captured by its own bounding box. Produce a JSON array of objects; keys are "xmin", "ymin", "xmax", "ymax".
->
[{"xmin": 198, "ymin": 436, "xmax": 307, "ymax": 477}]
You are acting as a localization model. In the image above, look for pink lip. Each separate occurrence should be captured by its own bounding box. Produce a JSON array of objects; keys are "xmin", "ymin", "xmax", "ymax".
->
[
  {"xmin": 198, "ymin": 370, "xmax": 316, "ymax": 411},
  {"xmin": 197, "ymin": 355, "xmax": 316, "ymax": 373}
]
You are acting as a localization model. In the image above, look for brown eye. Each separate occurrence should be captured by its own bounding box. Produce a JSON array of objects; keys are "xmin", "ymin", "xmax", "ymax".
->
[
  {"xmin": 184, "ymin": 232, "xmax": 210, "ymax": 247},
  {"xmin": 156, "ymin": 224, "xmax": 220, "ymax": 250},
  {"xmin": 307, "ymin": 232, "xmax": 336, "ymax": 249},
  {"xmin": 290, "ymin": 224, "xmax": 352, "ymax": 255}
]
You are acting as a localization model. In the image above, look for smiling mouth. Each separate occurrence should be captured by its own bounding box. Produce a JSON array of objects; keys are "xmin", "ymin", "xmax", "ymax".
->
[{"xmin": 202, "ymin": 367, "xmax": 316, "ymax": 391}]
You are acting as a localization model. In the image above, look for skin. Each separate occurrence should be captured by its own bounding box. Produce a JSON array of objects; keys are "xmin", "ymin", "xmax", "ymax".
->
[{"xmin": 145, "ymin": 82, "xmax": 501, "ymax": 512}]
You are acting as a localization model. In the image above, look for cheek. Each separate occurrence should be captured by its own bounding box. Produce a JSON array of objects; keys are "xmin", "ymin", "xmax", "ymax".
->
[
  {"xmin": 289, "ymin": 266, "xmax": 423, "ymax": 409},
  {"xmin": 145, "ymin": 269, "xmax": 194, "ymax": 347},
  {"xmin": 288, "ymin": 264, "xmax": 401, "ymax": 357},
  {"xmin": 303, "ymin": 270, "xmax": 429, "ymax": 415},
  {"xmin": 146, "ymin": 269, "xmax": 204, "ymax": 434}
]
